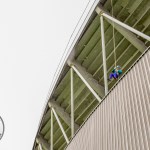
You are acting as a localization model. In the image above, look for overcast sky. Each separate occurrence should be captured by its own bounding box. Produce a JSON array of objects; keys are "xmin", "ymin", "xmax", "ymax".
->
[{"xmin": 0, "ymin": 0, "xmax": 95, "ymax": 149}]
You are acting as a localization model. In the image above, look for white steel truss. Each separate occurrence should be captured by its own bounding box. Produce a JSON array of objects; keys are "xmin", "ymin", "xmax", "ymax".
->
[
  {"xmin": 36, "ymin": 4, "xmax": 150, "ymax": 150},
  {"xmin": 71, "ymin": 65, "xmax": 102, "ymax": 103},
  {"xmin": 96, "ymin": 6, "xmax": 150, "ymax": 41},
  {"xmin": 71, "ymin": 68, "xmax": 74, "ymax": 137},
  {"xmin": 50, "ymin": 109, "xmax": 53, "ymax": 150},
  {"xmin": 100, "ymin": 15, "xmax": 108, "ymax": 95},
  {"xmin": 51, "ymin": 107, "xmax": 69, "ymax": 144}
]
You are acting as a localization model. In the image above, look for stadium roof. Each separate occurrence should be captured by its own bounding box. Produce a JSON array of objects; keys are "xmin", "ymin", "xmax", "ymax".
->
[{"xmin": 33, "ymin": 0, "xmax": 150, "ymax": 149}]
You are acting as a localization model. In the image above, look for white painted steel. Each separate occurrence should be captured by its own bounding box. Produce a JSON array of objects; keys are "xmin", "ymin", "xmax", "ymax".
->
[
  {"xmin": 71, "ymin": 68, "xmax": 74, "ymax": 137},
  {"xmin": 52, "ymin": 107, "xmax": 69, "ymax": 144},
  {"xmin": 102, "ymin": 13, "xmax": 150, "ymax": 41},
  {"xmin": 71, "ymin": 65, "xmax": 102, "ymax": 103},
  {"xmin": 39, "ymin": 144, "xmax": 42, "ymax": 150},
  {"xmin": 33, "ymin": 1, "xmax": 101, "ymax": 148},
  {"xmin": 66, "ymin": 50, "xmax": 150, "ymax": 150},
  {"xmin": 36, "ymin": 135, "xmax": 49, "ymax": 150},
  {"xmin": 100, "ymin": 15, "xmax": 108, "ymax": 95},
  {"xmin": 51, "ymin": 109, "xmax": 53, "ymax": 150}
]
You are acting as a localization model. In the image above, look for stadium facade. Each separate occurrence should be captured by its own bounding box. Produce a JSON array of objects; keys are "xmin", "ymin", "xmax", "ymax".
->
[{"xmin": 33, "ymin": 0, "xmax": 150, "ymax": 149}]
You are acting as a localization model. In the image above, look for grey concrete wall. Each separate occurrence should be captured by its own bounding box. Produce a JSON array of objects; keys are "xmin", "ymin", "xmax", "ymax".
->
[{"xmin": 66, "ymin": 50, "xmax": 150, "ymax": 150}]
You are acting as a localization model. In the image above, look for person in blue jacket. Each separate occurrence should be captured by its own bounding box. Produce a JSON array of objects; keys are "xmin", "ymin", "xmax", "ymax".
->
[{"xmin": 109, "ymin": 66, "xmax": 122, "ymax": 80}]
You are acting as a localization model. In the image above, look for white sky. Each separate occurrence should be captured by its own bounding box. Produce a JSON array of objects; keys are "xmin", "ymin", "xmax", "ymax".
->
[{"xmin": 0, "ymin": 0, "xmax": 94, "ymax": 149}]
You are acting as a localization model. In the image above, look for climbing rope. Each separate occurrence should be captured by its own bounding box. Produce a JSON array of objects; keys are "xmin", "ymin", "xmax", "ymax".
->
[
  {"xmin": 111, "ymin": 0, "xmax": 117, "ymax": 68},
  {"xmin": 109, "ymin": 0, "xmax": 123, "ymax": 80}
]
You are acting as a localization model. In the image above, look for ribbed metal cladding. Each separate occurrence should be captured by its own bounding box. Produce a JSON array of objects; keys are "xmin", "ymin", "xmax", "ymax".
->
[{"xmin": 66, "ymin": 50, "xmax": 150, "ymax": 150}]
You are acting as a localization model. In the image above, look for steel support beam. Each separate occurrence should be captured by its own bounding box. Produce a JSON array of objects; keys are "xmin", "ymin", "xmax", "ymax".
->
[
  {"xmin": 95, "ymin": 6, "xmax": 147, "ymax": 52},
  {"xmin": 100, "ymin": 15, "xmax": 108, "ymax": 95},
  {"xmin": 51, "ymin": 109, "xmax": 53, "ymax": 150},
  {"xmin": 70, "ymin": 68, "xmax": 74, "ymax": 137},
  {"xmin": 48, "ymin": 100, "xmax": 79, "ymax": 131},
  {"xmin": 102, "ymin": 10, "xmax": 150, "ymax": 41},
  {"xmin": 51, "ymin": 107, "xmax": 69, "ymax": 144},
  {"xmin": 70, "ymin": 64, "xmax": 102, "ymax": 103},
  {"xmin": 39, "ymin": 144, "xmax": 43, "ymax": 150},
  {"xmin": 69, "ymin": 60, "xmax": 105, "ymax": 98},
  {"xmin": 36, "ymin": 134, "xmax": 49, "ymax": 150}
]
